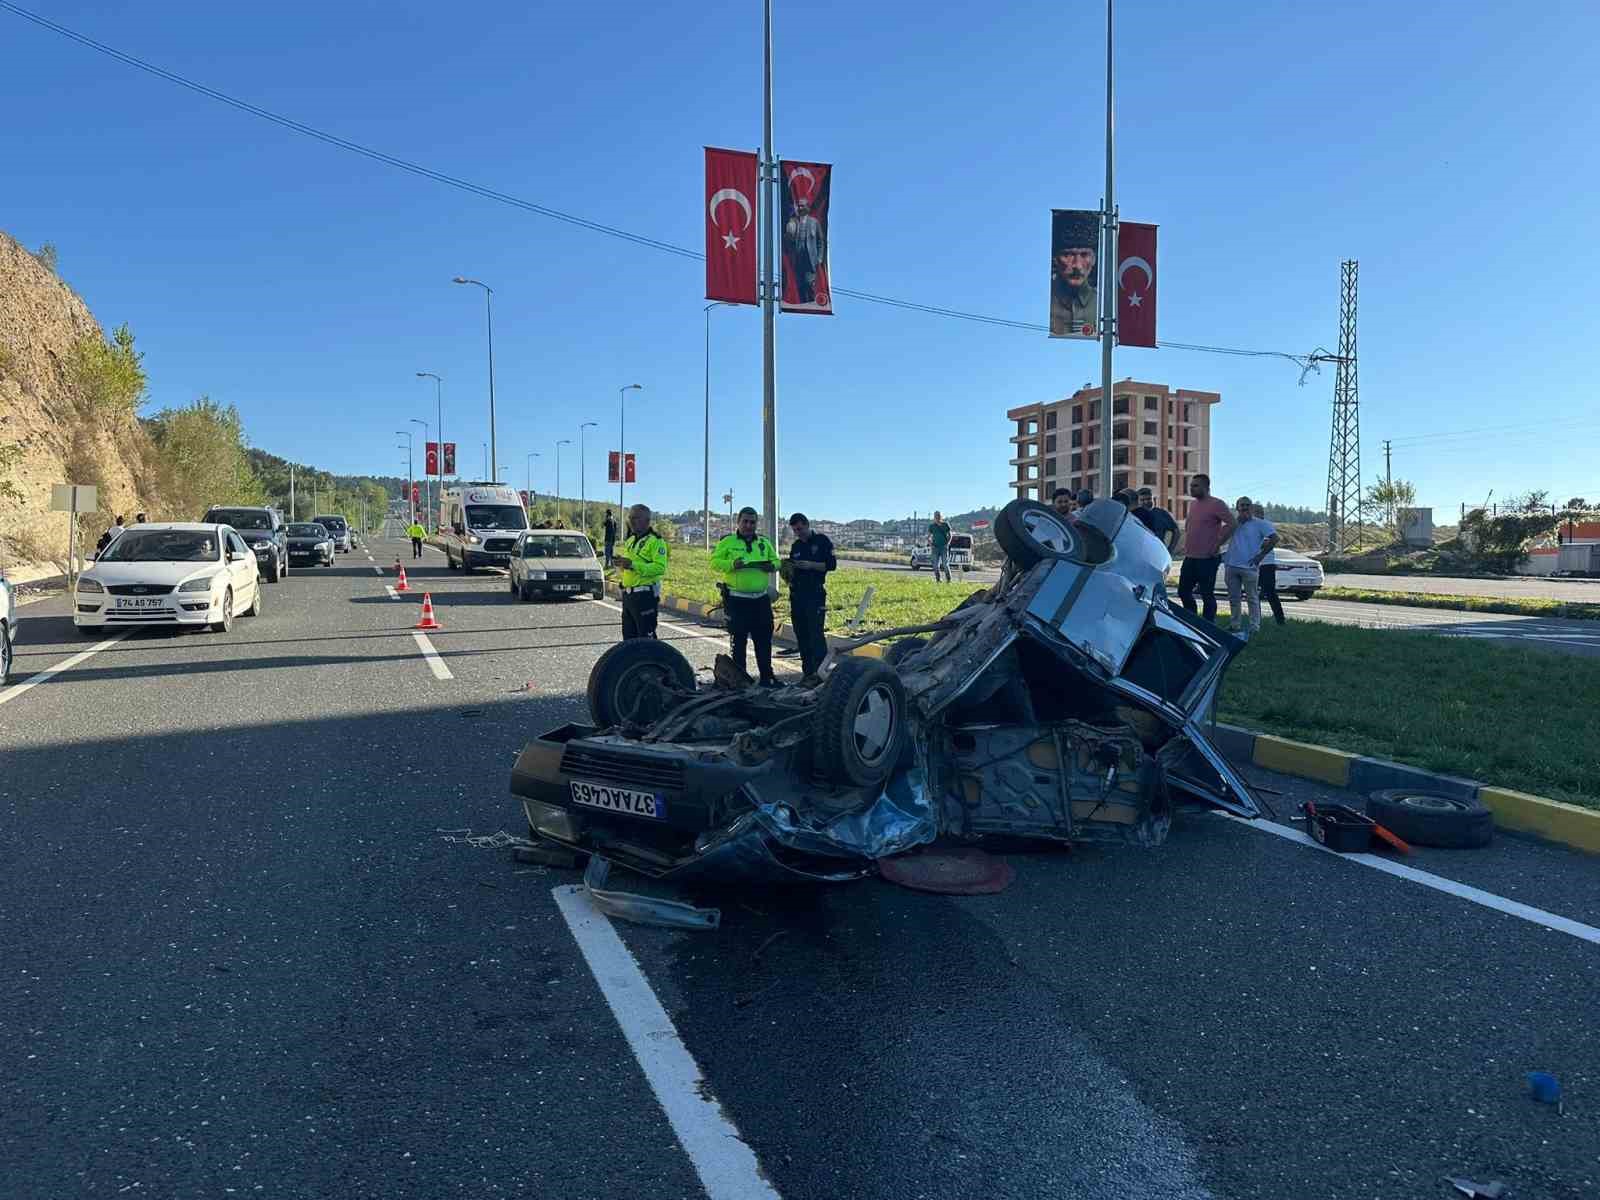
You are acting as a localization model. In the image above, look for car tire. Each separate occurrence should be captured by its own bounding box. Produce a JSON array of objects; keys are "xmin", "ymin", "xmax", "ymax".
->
[
  {"xmin": 246, "ymin": 582, "xmax": 264, "ymax": 617},
  {"xmin": 509, "ymin": 575, "xmax": 517, "ymax": 596},
  {"xmin": 813, "ymin": 656, "xmax": 906, "ymax": 788},
  {"xmin": 0, "ymin": 621, "xmax": 11, "ymax": 687},
  {"xmin": 211, "ymin": 589, "xmax": 234, "ymax": 634},
  {"xmin": 520, "ymin": 582, "xmax": 533, "ymax": 602},
  {"xmin": 995, "ymin": 499, "xmax": 1087, "ymax": 568},
  {"xmin": 1292, "ymin": 589, "xmax": 1315, "ymax": 600},
  {"xmin": 265, "ymin": 554, "xmax": 281, "ymax": 583},
  {"xmin": 884, "ymin": 636, "xmax": 929, "ymax": 668},
  {"xmin": 587, "ymin": 639, "xmax": 696, "ymax": 728},
  {"xmin": 1366, "ymin": 790, "xmax": 1493, "ymax": 849}
]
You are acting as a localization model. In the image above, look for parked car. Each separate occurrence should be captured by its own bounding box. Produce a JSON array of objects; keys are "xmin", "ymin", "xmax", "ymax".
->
[
  {"xmin": 312, "ymin": 514, "xmax": 351, "ymax": 553},
  {"xmin": 910, "ymin": 535, "xmax": 975, "ymax": 572},
  {"xmin": 200, "ymin": 506, "xmax": 289, "ymax": 581},
  {"xmin": 1270, "ymin": 550, "xmax": 1324, "ymax": 599},
  {"xmin": 509, "ymin": 530, "xmax": 604, "ymax": 601},
  {"xmin": 74, "ymin": 523, "xmax": 263, "ymax": 635},
  {"xmin": 286, "ymin": 522, "xmax": 336, "ymax": 567},
  {"xmin": 0, "ymin": 566, "xmax": 14, "ymax": 687},
  {"xmin": 909, "ymin": 544, "xmax": 932, "ymax": 570},
  {"xmin": 510, "ymin": 498, "xmax": 1261, "ymax": 891}
]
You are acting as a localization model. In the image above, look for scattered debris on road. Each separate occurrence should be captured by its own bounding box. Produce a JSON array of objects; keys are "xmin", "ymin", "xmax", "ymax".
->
[{"xmin": 1446, "ymin": 1177, "xmax": 1509, "ymax": 1199}]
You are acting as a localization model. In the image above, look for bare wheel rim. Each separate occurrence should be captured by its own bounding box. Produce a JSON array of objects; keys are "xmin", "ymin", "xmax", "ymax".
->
[
  {"xmin": 1019, "ymin": 509, "xmax": 1076, "ymax": 553},
  {"xmin": 852, "ymin": 684, "xmax": 897, "ymax": 763},
  {"xmin": 615, "ymin": 663, "xmax": 673, "ymax": 722},
  {"xmin": 1398, "ymin": 794, "xmax": 1465, "ymax": 813},
  {"xmin": 221, "ymin": 592, "xmax": 233, "ymax": 627}
]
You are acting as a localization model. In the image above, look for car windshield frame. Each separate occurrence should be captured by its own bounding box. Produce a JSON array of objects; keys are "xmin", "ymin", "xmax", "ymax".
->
[
  {"xmin": 98, "ymin": 530, "xmax": 223, "ymax": 563},
  {"xmin": 204, "ymin": 509, "xmax": 274, "ymax": 532},
  {"xmin": 521, "ymin": 534, "xmax": 595, "ymax": 560},
  {"xmin": 288, "ymin": 525, "xmax": 329, "ymax": 537},
  {"xmin": 465, "ymin": 504, "xmax": 530, "ymax": 532}
]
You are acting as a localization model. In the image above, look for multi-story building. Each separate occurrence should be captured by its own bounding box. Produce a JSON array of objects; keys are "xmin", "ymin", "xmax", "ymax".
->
[{"xmin": 1008, "ymin": 380, "xmax": 1220, "ymax": 520}]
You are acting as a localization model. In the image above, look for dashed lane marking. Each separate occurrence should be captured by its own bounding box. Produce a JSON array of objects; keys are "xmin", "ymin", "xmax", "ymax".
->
[
  {"xmin": 553, "ymin": 886, "xmax": 782, "ymax": 1200},
  {"xmin": 385, "ymin": 585, "xmax": 399, "ymax": 600},
  {"xmin": 588, "ymin": 598, "xmax": 802, "ymax": 674},
  {"xmin": 411, "ymin": 631, "xmax": 452, "ymax": 680},
  {"xmin": 0, "ymin": 633, "xmax": 126, "ymax": 707}
]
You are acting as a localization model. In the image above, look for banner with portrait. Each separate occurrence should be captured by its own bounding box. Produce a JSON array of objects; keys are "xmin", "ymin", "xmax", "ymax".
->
[
  {"xmin": 779, "ymin": 160, "xmax": 832, "ymax": 315},
  {"xmin": 1049, "ymin": 209, "xmax": 1100, "ymax": 339}
]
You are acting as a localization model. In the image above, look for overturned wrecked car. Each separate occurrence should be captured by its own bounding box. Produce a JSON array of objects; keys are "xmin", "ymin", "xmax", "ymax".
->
[{"xmin": 511, "ymin": 498, "xmax": 1261, "ymax": 896}]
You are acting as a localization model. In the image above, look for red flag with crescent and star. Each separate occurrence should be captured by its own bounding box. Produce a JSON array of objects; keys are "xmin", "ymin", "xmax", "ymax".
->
[
  {"xmin": 705, "ymin": 147, "xmax": 760, "ymax": 305},
  {"xmin": 425, "ymin": 442, "xmax": 439, "ymax": 475},
  {"xmin": 1117, "ymin": 222, "xmax": 1157, "ymax": 348}
]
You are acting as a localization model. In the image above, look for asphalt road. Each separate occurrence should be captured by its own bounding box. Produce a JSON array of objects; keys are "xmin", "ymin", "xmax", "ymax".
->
[
  {"xmin": 1325, "ymin": 573, "xmax": 1600, "ymax": 602},
  {"xmin": 2, "ymin": 535, "xmax": 1597, "ymax": 1200}
]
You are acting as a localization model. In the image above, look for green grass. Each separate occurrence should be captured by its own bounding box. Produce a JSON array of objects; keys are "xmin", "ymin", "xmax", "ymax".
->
[
  {"xmin": 652, "ymin": 545, "xmax": 984, "ymax": 633},
  {"xmin": 835, "ymin": 548, "xmax": 910, "ymax": 565},
  {"xmin": 1216, "ymin": 620, "xmax": 1600, "ymax": 808},
  {"xmin": 1317, "ymin": 587, "xmax": 1600, "ymax": 622}
]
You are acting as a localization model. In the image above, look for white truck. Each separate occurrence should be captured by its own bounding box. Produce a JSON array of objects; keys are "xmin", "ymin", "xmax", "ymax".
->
[{"xmin": 439, "ymin": 483, "xmax": 530, "ymax": 571}]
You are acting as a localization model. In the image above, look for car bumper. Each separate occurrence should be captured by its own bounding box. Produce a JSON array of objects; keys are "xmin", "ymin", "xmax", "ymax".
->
[
  {"xmin": 519, "ymin": 580, "xmax": 604, "ymax": 598},
  {"xmin": 464, "ymin": 549, "xmax": 512, "ymax": 567},
  {"xmin": 289, "ymin": 550, "xmax": 332, "ymax": 563},
  {"xmin": 74, "ymin": 596, "xmax": 223, "ymax": 628}
]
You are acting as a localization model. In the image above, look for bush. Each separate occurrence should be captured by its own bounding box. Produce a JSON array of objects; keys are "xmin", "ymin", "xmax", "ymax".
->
[
  {"xmin": 0, "ymin": 442, "xmax": 24, "ymax": 506},
  {"xmin": 144, "ymin": 397, "xmax": 265, "ymax": 518},
  {"xmin": 69, "ymin": 323, "xmax": 146, "ymax": 413}
]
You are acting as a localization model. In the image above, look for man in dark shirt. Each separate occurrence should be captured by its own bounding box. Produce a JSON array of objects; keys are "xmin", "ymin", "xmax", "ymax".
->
[
  {"xmin": 786, "ymin": 512, "xmax": 836, "ymax": 684},
  {"xmin": 602, "ymin": 509, "xmax": 619, "ymax": 567},
  {"xmin": 1131, "ymin": 486, "xmax": 1179, "ymax": 552}
]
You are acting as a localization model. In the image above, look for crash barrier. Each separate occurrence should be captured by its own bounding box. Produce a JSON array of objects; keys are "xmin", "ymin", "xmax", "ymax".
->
[{"xmin": 1213, "ymin": 725, "xmax": 1600, "ymax": 855}]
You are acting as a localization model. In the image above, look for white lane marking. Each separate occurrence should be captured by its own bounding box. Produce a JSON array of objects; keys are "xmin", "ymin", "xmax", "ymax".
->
[
  {"xmin": 553, "ymin": 885, "xmax": 782, "ymax": 1200},
  {"xmin": 0, "ymin": 633, "xmax": 126, "ymax": 707},
  {"xmin": 1225, "ymin": 815, "xmax": 1600, "ymax": 946},
  {"xmin": 411, "ymin": 631, "xmax": 452, "ymax": 680},
  {"xmin": 371, "ymin": 565, "xmax": 383, "ymax": 576},
  {"xmin": 385, "ymin": 585, "xmax": 399, "ymax": 600},
  {"xmin": 588, "ymin": 598, "xmax": 801, "ymax": 673}
]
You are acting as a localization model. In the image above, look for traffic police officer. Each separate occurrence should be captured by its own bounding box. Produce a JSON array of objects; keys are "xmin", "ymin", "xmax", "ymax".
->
[
  {"xmin": 711, "ymin": 506, "xmax": 782, "ymax": 686},
  {"xmin": 614, "ymin": 503, "xmax": 668, "ymax": 639}
]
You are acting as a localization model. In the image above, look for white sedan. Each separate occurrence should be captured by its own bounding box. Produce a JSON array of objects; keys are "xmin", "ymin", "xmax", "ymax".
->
[
  {"xmin": 1269, "ymin": 550, "xmax": 1325, "ymax": 599},
  {"xmin": 73, "ymin": 523, "xmax": 263, "ymax": 635},
  {"xmin": 0, "ymin": 567, "xmax": 14, "ymax": 686}
]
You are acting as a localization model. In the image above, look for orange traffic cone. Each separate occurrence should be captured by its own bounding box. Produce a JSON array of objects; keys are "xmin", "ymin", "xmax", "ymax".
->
[
  {"xmin": 396, "ymin": 565, "xmax": 411, "ymax": 593},
  {"xmin": 415, "ymin": 593, "xmax": 441, "ymax": 630}
]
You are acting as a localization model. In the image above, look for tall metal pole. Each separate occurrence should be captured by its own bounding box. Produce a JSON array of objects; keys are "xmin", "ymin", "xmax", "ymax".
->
[
  {"xmin": 618, "ymin": 384, "xmax": 642, "ymax": 510},
  {"xmin": 290, "ymin": 464, "xmax": 296, "ymax": 522},
  {"xmin": 580, "ymin": 421, "xmax": 597, "ymax": 531},
  {"xmin": 452, "ymin": 277, "xmax": 497, "ymax": 482},
  {"xmin": 417, "ymin": 372, "xmax": 444, "ymax": 531},
  {"xmin": 1384, "ymin": 438, "xmax": 1394, "ymax": 528},
  {"xmin": 527, "ymin": 452, "xmax": 539, "ymax": 506},
  {"xmin": 704, "ymin": 301, "xmax": 732, "ymax": 549},
  {"xmin": 761, "ymin": 0, "xmax": 779, "ymax": 544},
  {"xmin": 555, "ymin": 439, "xmax": 571, "ymax": 522},
  {"xmin": 1098, "ymin": 0, "xmax": 1117, "ymax": 502},
  {"xmin": 410, "ymin": 418, "xmax": 429, "ymax": 536},
  {"xmin": 396, "ymin": 431, "xmax": 413, "ymax": 523}
]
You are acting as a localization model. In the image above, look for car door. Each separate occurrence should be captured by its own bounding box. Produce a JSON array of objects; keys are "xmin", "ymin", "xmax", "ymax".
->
[{"xmin": 227, "ymin": 531, "xmax": 256, "ymax": 601}]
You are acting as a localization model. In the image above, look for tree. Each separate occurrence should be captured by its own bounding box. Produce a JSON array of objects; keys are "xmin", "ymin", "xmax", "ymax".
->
[
  {"xmin": 1364, "ymin": 476, "xmax": 1418, "ymax": 536},
  {"xmin": 1565, "ymin": 497, "xmax": 1589, "ymax": 513},
  {"xmin": 32, "ymin": 243, "xmax": 58, "ymax": 275},
  {"xmin": 70, "ymin": 323, "xmax": 147, "ymax": 413},
  {"xmin": 144, "ymin": 396, "xmax": 264, "ymax": 516},
  {"xmin": 0, "ymin": 442, "xmax": 25, "ymax": 507}
]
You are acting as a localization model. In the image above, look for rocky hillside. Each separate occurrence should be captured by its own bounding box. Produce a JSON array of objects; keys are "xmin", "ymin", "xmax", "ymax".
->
[{"xmin": 0, "ymin": 232, "xmax": 163, "ymax": 566}]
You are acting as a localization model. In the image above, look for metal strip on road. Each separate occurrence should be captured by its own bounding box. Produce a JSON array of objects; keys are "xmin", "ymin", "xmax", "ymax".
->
[
  {"xmin": 0, "ymin": 634, "xmax": 125, "ymax": 708},
  {"xmin": 410, "ymin": 632, "xmax": 452, "ymax": 680},
  {"xmin": 553, "ymin": 885, "xmax": 783, "ymax": 1200},
  {"xmin": 1225, "ymin": 814, "xmax": 1600, "ymax": 946}
]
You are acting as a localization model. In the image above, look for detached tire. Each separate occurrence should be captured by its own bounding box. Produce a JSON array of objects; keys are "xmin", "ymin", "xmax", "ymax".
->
[
  {"xmin": 813, "ymin": 656, "xmax": 906, "ymax": 788},
  {"xmin": 995, "ymin": 499, "xmax": 1085, "ymax": 568},
  {"xmin": 1366, "ymin": 789, "xmax": 1493, "ymax": 849},
  {"xmin": 587, "ymin": 639, "xmax": 696, "ymax": 728}
]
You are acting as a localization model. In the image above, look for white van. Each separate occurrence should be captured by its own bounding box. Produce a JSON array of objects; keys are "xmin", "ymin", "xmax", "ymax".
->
[{"xmin": 440, "ymin": 484, "xmax": 529, "ymax": 571}]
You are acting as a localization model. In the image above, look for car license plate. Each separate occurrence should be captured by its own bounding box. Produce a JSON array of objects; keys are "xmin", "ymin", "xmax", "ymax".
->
[
  {"xmin": 553, "ymin": 583, "xmax": 580, "ymax": 592},
  {"xmin": 569, "ymin": 780, "xmax": 665, "ymax": 819},
  {"xmin": 113, "ymin": 597, "xmax": 165, "ymax": 610}
]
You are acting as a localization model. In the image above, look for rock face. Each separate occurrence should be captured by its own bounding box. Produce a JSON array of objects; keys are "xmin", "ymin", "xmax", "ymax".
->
[{"xmin": 0, "ymin": 231, "xmax": 158, "ymax": 567}]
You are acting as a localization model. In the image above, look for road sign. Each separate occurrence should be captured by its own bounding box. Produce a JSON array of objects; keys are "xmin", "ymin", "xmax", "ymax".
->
[{"xmin": 50, "ymin": 484, "xmax": 97, "ymax": 513}]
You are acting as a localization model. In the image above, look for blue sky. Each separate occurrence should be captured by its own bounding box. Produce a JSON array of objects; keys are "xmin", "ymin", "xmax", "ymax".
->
[{"xmin": 3, "ymin": 0, "xmax": 1597, "ymax": 522}]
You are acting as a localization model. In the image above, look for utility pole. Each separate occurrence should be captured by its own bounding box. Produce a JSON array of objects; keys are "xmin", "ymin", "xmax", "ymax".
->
[
  {"xmin": 1325, "ymin": 261, "xmax": 1361, "ymax": 553},
  {"xmin": 289, "ymin": 465, "xmax": 296, "ymax": 522},
  {"xmin": 1098, "ymin": 0, "xmax": 1118, "ymax": 502},
  {"xmin": 1383, "ymin": 438, "xmax": 1394, "ymax": 529},
  {"xmin": 760, "ymin": 0, "xmax": 779, "ymax": 545}
]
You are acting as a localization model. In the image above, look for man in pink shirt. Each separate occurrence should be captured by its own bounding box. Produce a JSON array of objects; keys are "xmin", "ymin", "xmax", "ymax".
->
[{"xmin": 1178, "ymin": 473, "xmax": 1235, "ymax": 621}]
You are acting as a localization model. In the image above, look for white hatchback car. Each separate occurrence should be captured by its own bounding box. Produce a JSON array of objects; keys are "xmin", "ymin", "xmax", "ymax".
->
[
  {"xmin": 0, "ymin": 566, "xmax": 14, "ymax": 686},
  {"xmin": 508, "ymin": 529, "xmax": 604, "ymax": 601},
  {"xmin": 74, "ymin": 523, "xmax": 263, "ymax": 635}
]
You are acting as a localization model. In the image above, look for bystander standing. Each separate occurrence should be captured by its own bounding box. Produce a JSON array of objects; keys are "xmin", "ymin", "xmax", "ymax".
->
[
  {"xmin": 786, "ymin": 512, "xmax": 836, "ymax": 684},
  {"xmin": 1132, "ymin": 487, "xmax": 1179, "ymax": 551},
  {"xmin": 1222, "ymin": 496, "xmax": 1278, "ymax": 638},
  {"xmin": 1177, "ymin": 474, "xmax": 1234, "ymax": 621},
  {"xmin": 928, "ymin": 511, "xmax": 953, "ymax": 583}
]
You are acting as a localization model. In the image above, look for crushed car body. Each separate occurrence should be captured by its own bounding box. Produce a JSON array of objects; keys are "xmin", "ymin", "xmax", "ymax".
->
[{"xmin": 510, "ymin": 498, "xmax": 1260, "ymax": 890}]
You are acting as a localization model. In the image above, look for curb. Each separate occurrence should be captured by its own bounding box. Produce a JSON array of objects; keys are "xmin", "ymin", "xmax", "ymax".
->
[{"xmin": 1213, "ymin": 723, "xmax": 1599, "ymax": 854}]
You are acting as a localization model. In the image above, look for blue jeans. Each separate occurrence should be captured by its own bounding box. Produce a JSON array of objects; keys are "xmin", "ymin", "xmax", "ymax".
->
[{"xmin": 932, "ymin": 549, "xmax": 951, "ymax": 581}]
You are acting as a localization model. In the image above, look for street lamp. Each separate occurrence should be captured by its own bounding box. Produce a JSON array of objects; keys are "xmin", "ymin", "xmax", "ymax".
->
[
  {"xmin": 452, "ymin": 277, "xmax": 497, "ymax": 481},
  {"xmin": 704, "ymin": 302, "xmax": 734, "ymax": 549},
  {"xmin": 579, "ymin": 421, "xmax": 598, "ymax": 531},
  {"xmin": 395, "ymin": 430, "xmax": 413, "ymax": 521},
  {"xmin": 555, "ymin": 439, "xmax": 572, "ymax": 525},
  {"xmin": 481, "ymin": 442, "xmax": 488, "ymax": 479},
  {"xmin": 618, "ymin": 383, "xmax": 642, "ymax": 509},
  {"xmin": 526, "ymin": 452, "xmax": 540, "ymax": 508},
  {"xmin": 410, "ymin": 417, "xmax": 430, "ymax": 535},
  {"xmin": 416, "ymin": 371, "xmax": 444, "ymax": 530}
]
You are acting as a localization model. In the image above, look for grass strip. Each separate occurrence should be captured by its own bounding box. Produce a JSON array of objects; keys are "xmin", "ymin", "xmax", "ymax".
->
[
  {"xmin": 1317, "ymin": 587, "xmax": 1600, "ymax": 622},
  {"xmin": 1217, "ymin": 620, "xmax": 1600, "ymax": 808}
]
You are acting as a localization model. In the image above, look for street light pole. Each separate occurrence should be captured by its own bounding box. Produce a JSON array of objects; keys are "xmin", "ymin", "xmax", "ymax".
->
[
  {"xmin": 416, "ymin": 372, "xmax": 444, "ymax": 531},
  {"xmin": 555, "ymin": 439, "xmax": 572, "ymax": 524},
  {"xmin": 618, "ymin": 384, "xmax": 642, "ymax": 510},
  {"xmin": 395, "ymin": 430, "xmax": 413, "ymax": 522},
  {"xmin": 1098, "ymin": 0, "xmax": 1118, "ymax": 501},
  {"xmin": 761, "ymin": 0, "xmax": 778, "ymax": 544},
  {"xmin": 452, "ymin": 277, "xmax": 497, "ymax": 481},
  {"xmin": 526, "ymin": 452, "xmax": 540, "ymax": 508},
  {"xmin": 704, "ymin": 302, "xmax": 733, "ymax": 550},
  {"xmin": 410, "ymin": 417, "xmax": 429, "ymax": 536},
  {"xmin": 579, "ymin": 421, "xmax": 597, "ymax": 531}
]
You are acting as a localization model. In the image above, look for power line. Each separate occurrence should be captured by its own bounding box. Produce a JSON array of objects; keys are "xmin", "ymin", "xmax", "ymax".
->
[{"xmin": 2, "ymin": 0, "xmax": 1323, "ymax": 368}]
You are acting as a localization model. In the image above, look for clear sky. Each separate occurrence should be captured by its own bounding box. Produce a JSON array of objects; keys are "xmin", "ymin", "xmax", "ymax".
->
[{"xmin": 3, "ymin": 0, "xmax": 1597, "ymax": 522}]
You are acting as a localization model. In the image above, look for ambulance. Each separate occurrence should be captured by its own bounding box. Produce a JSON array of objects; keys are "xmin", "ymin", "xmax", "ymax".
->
[{"xmin": 438, "ymin": 483, "xmax": 529, "ymax": 571}]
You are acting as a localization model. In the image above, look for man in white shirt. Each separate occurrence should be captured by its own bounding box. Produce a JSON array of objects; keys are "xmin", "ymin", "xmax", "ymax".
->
[{"xmin": 1222, "ymin": 496, "xmax": 1278, "ymax": 637}]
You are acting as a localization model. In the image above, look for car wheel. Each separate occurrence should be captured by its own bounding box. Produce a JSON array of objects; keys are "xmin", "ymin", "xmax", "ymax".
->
[
  {"xmin": 587, "ymin": 639, "xmax": 696, "ymax": 728},
  {"xmin": 1366, "ymin": 790, "xmax": 1493, "ymax": 849},
  {"xmin": 265, "ymin": 554, "xmax": 281, "ymax": 583},
  {"xmin": 246, "ymin": 581, "xmax": 264, "ymax": 617},
  {"xmin": 0, "ymin": 621, "xmax": 11, "ymax": 687},
  {"xmin": 813, "ymin": 657, "xmax": 905, "ymax": 788},
  {"xmin": 509, "ymin": 575, "xmax": 518, "ymax": 596},
  {"xmin": 520, "ymin": 582, "xmax": 533, "ymax": 602},
  {"xmin": 1292, "ymin": 589, "xmax": 1315, "ymax": 600},
  {"xmin": 211, "ymin": 589, "xmax": 234, "ymax": 634},
  {"xmin": 884, "ymin": 636, "xmax": 929, "ymax": 668},
  {"xmin": 995, "ymin": 499, "xmax": 1086, "ymax": 568}
]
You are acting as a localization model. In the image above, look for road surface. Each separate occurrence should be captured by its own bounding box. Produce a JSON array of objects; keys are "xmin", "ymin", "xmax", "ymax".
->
[
  {"xmin": 1324, "ymin": 572, "xmax": 1600, "ymax": 602},
  {"xmin": 2, "ymin": 535, "xmax": 1597, "ymax": 1200}
]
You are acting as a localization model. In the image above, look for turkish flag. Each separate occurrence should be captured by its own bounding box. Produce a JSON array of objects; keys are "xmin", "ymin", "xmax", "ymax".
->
[
  {"xmin": 706, "ymin": 148, "xmax": 759, "ymax": 305},
  {"xmin": 518, "ymin": 490, "xmax": 529, "ymax": 508},
  {"xmin": 608, "ymin": 451, "xmax": 620, "ymax": 484},
  {"xmin": 425, "ymin": 442, "xmax": 439, "ymax": 475},
  {"xmin": 442, "ymin": 442, "xmax": 456, "ymax": 474},
  {"xmin": 1117, "ymin": 222, "xmax": 1157, "ymax": 348},
  {"xmin": 624, "ymin": 453, "xmax": 636, "ymax": 484},
  {"xmin": 411, "ymin": 483, "xmax": 421, "ymax": 505}
]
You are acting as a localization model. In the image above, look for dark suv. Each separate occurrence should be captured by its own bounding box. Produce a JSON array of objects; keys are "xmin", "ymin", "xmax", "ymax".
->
[{"xmin": 201, "ymin": 506, "xmax": 289, "ymax": 582}]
